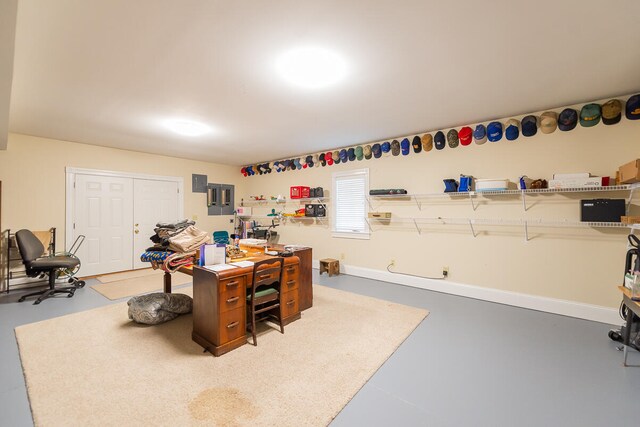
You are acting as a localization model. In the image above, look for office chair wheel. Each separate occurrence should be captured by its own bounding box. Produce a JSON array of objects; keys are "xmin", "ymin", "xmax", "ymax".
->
[
  {"xmin": 67, "ymin": 293, "xmax": 73, "ymax": 298},
  {"xmin": 76, "ymin": 280, "xmax": 85, "ymax": 288},
  {"xmin": 34, "ymin": 299, "xmax": 41, "ymax": 305},
  {"xmin": 18, "ymin": 296, "xmax": 26, "ymax": 302}
]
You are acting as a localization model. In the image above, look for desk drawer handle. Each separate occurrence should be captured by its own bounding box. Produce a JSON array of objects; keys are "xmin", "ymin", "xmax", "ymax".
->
[
  {"xmin": 259, "ymin": 273, "xmax": 271, "ymax": 279},
  {"xmin": 286, "ymin": 300, "xmax": 295, "ymax": 306},
  {"xmin": 226, "ymin": 296, "xmax": 239, "ymax": 303},
  {"xmin": 226, "ymin": 281, "xmax": 239, "ymax": 288},
  {"xmin": 286, "ymin": 268, "xmax": 295, "ymax": 273},
  {"xmin": 286, "ymin": 280, "xmax": 296, "ymax": 286},
  {"xmin": 227, "ymin": 321, "xmax": 239, "ymax": 329}
]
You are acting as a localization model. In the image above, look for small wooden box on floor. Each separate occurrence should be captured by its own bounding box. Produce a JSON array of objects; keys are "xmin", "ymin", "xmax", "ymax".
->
[{"xmin": 319, "ymin": 259, "xmax": 340, "ymax": 276}]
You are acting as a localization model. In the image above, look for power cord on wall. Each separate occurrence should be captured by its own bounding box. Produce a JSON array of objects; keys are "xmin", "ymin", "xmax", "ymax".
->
[{"xmin": 386, "ymin": 263, "xmax": 446, "ymax": 280}]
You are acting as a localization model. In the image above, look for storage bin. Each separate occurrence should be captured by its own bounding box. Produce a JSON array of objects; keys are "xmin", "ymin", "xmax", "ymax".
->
[
  {"xmin": 475, "ymin": 179, "xmax": 509, "ymax": 192},
  {"xmin": 290, "ymin": 186, "xmax": 310, "ymax": 199}
]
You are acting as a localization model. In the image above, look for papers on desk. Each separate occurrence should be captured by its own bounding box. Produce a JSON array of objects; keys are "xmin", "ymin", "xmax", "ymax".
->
[
  {"xmin": 284, "ymin": 244, "xmax": 309, "ymax": 251},
  {"xmin": 203, "ymin": 264, "xmax": 237, "ymax": 272},
  {"xmin": 230, "ymin": 260, "xmax": 254, "ymax": 268}
]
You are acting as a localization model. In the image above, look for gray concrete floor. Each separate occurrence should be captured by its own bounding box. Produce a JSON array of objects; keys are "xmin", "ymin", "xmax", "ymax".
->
[{"xmin": 1, "ymin": 272, "xmax": 639, "ymax": 426}]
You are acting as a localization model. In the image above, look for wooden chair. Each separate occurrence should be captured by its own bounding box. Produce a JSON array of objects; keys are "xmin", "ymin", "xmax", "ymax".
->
[{"xmin": 246, "ymin": 257, "xmax": 285, "ymax": 346}]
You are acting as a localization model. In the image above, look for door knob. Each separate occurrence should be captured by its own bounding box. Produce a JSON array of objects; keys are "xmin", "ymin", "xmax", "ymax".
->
[
  {"xmin": 134, "ymin": 230, "xmax": 139, "ymax": 234},
  {"xmin": 135, "ymin": 223, "xmax": 139, "ymax": 227}
]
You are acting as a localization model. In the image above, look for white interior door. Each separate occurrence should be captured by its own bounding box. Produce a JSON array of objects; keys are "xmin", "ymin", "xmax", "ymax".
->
[
  {"xmin": 74, "ymin": 174, "xmax": 134, "ymax": 276},
  {"xmin": 133, "ymin": 179, "xmax": 180, "ymax": 269}
]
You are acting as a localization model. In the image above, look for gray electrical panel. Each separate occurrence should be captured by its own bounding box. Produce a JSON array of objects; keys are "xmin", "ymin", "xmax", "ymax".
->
[
  {"xmin": 192, "ymin": 174, "xmax": 208, "ymax": 193},
  {"xmin": 207, "ymin": 183, "xmax": 235, "ymax": 216}
]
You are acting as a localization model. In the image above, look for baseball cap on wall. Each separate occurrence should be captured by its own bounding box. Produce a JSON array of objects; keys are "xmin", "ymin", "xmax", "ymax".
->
[
  {"xmin": 401, "ymin": 138, "xmax": 410, "ymax": 155},
  {"xmin": 422, "ymin": 134, "xmax": 433, "ymax": 151},
  {"xmin": 580, "ymin": 103, "xmax": 601, "ymax": 127},
  {"xmin": 459, "ymin": 126, "xmax": 472, "ymax": 146},
  {"xmin": 434, "ymin": 131, "xmax": 446, "ymax": 150},
  {"xmin": 355, "ymin": 146, "xmax": 364, "ymax": 160},
  {"xmin": 626, "ymin": 94, "xmax": 640, "ymax": 120},
  {"xmin": 372, "ymin": 143, "xmax": 382, "ymax": 158},
  {"xmin": 412, "ymin": 136, "xmax": 422, "ymax": 153},
  {"xmin": 381, "ymin": 141, "xmax": 391, "ymax": 153},
  {"xmin": 540, "ymin": 112, "xmax": 558, "ymax": 134},
  {"xmin": 487, "ymin": 121, "xmax": 503, "ymax": 142},
  {"xmin": 473, "ymin": 124, "xmax": 487, "ymax": 144},
  {"xmin": 602, "ymin": 99, "xmax": 622, "ymax": 125},
  {"xmin": 521, "ymin": 115, "xmax": 538, "ymax": 137},
  {"xmin": 333, "ymin": 150, "xmax": 341, "ymax": 164},
  {"xmin": 447, "ymin": 129, "xmax": 459, "ymax": 148},
  {"xmin": 391, "ymin": 140, "xmax": 400, "ymax": 156},
  {"xmin": 364, "ymin": 144, "xmax": 372, "ymax": 159},
  {"xmin": 558, "ymin": 108, "xmax": 578, "ymax": 131},
  {"xmin": 505, "ymin": 119, "xmax": 520, "ymax": 141},
  {"xmin": 347, "ymin": 147, "xmax": 356, "ymax": 161}
]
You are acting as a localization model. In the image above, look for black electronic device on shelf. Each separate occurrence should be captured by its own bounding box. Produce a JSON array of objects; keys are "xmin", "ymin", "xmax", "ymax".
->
[
  {"xmin": 369, "ymin": 189, "xmax": 408, "ymax": 195},
  {"xmin": 580, "ymin": 199, "xmax": 625, "ymax": 222}
]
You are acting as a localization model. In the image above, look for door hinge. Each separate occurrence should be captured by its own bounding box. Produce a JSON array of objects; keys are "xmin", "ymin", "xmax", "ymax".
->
[
  {"xmin": 73, "ymin": 223, "xmax": 76, "ymax": 230},
  {"xmin": 73, "ymin": 181, "xmax": 76, "ymax": 189}
]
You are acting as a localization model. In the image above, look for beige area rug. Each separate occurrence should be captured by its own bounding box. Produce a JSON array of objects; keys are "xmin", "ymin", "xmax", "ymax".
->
[
  {"xmin": 91, "ymin": 271, "xmax": 192, "ymax": 300},
  {"xmin": 95, "ymin": 268, "xmax": 160, "ymax": 283},
  {"xmin": 16, "ymin": 285, "xmax": 428, "ymax": 426}
]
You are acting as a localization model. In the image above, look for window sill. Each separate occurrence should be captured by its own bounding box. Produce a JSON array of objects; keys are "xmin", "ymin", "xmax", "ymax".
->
[{"xmin": 331, "ymin": 231, "xmax": 371, "ymax": 240}]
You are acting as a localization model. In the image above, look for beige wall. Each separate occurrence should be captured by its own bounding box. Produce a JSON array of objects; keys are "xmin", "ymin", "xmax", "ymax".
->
[
  {"xmin": 240, "ymin": 99, "xmax": 640, "ymax": 309},
  {"xmin": 0, "ymin": 133, "xmax": 245, "ymax": 248}
]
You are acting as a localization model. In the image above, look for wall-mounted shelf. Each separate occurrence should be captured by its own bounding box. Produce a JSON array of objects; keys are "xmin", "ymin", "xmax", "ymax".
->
[
  {"xmin": 365, "ymin": 216, "xmax": 632, "ymax": 241},
  {"xmin": 240, "ymin": 197, "xmax": 330, "ymax": 206}
]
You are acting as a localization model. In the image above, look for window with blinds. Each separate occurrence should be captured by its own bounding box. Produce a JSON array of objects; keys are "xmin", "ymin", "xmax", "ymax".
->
[{"xmin": 332, "ymin": 168, "xmax": 369, "ymax": 239}]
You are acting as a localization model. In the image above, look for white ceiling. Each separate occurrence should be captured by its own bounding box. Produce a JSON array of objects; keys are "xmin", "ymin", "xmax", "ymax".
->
[{"xmin": 8, "ymin": 0, "xmax": 640, "ymax": 165}]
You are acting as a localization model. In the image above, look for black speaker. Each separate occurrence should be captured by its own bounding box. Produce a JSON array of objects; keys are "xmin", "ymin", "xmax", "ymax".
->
[{"xmin": 580, "ymin": 199, "xmax": 625, "ymax": 222}]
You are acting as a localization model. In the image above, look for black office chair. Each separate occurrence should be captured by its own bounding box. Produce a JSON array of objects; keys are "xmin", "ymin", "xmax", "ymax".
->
[{"xmin": 15, "ymin": 229, "xmax": 85, "ymax": 304}]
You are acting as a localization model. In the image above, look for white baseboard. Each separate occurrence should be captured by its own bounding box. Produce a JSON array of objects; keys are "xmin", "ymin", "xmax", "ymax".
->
[{"xmin": 313, "ymin": 260, "xmax": 620, "ymax": 325}]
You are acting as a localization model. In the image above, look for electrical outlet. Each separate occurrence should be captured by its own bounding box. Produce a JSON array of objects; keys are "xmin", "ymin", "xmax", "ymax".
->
[
  {"xmin": 192, "ymin": 214, "xmax": 198, "ymax": 220},
  {"xmin": 442, "ymin": 266, "xmax": 449, "ymax": 278}
]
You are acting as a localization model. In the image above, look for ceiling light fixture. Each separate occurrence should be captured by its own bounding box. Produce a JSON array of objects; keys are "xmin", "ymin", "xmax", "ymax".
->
[
  {"xmin": 275, "ymin": 46, "xmax": 348, "ymax": 89},
  {"xmin": 164, "ymin": 119, "xmax": 211, "ymax": 137}
]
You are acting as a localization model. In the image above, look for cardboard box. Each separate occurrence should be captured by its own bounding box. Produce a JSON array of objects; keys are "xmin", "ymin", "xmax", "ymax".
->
[
  {"xmin": 619, "ymin": 159, "xmax": 640, "ymax": 184},
  {"xmin": 621, "ymin": 216, "xmax": 640, "ymax": 225}
]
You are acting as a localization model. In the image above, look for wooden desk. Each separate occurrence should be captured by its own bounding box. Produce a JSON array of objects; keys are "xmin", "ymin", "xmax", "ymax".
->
[
  {"xmin": 618, "ymin": 286, "xmax": 640, "ymax": 366},
  {"xmin": 191, "ymin": 255, "xmax": 301, "ymax": 356},
  {"xmin": 162, "ymin": 244, "xmax": 313, "ymax": 312}
]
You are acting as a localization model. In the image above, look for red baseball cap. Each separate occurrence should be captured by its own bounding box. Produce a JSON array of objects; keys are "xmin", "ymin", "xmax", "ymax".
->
[
  {"xmin": 326, "ymin": 151, "xmax": 334, "ymax": 165},
  {"xmin": 241, "ymin": 167, "xmax": 247, "ymax": 176},
  {"xmin": 459, "ymin": 126, "xmax": 473, "ymax": 146}
]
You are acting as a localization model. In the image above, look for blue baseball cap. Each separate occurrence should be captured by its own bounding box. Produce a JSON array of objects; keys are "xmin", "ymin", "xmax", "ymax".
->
[
  {"xmin": 626, "ymin": 94, "xmax": 640, "ymax": 120},
  {"xmin": 401, "ymin": 138, "xmax": 410, "ymax": 155},
  {"xmin": 339, "ymin": 149, "xmax": 348, "ymax": 162},
  {"xmin": 434, "ymin": 131, "xmax": 446, "ymax": 150},
  {"xmin": 558, "ymin": 108, "xmax": 578, "ymax": 131},
  {"xmin": 381, "ymin": 141, "xmax": 391, "ymax": 153},
  {"xmin": 347, "ymin": 147, "xmax": 356, "ymax": 161},
  {"xmin": 372, "ymin": 143, "xmax": 382, "ymax": 158},
  {"xmin": 521, "ymin": 115, "xmax": 538, "ymax": 137},
  {"xmin": 505, "ymin": 119, "xmax": 520, "ymax": 141},
  {"xmin": 487, "ymin": 121, "xmax": 503, "ymax": 142},
  {"xmin": 473, "ymin": 124, "xmax": 487, "ymax": 144}
]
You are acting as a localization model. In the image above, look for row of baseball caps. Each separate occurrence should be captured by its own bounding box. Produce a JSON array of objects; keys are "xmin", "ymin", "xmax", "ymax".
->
[{"xmin": 241, "ymin": 95, "xmax": 640, "ymax": 176}]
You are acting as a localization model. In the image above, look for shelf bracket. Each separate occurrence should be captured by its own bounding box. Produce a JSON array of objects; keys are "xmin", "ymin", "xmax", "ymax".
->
[
  {"xmin": 366, "ymin": 197, "xmax": 373, "ymax": 210},
  {"xmin": 364, "ymin": 218, "xmax": 373, "ymax": 232},
  {"xmin": 521, "ymin": 191, "xmax": 528, "ymax": 212},
  {"xmin": 627, "ymin": 188, "xmax": 636, "ymax": 213},
  {"xmin": 468, "ymin": 220, "xmax": 477, "ymax": 238},
  {"xmin": 413, "ymin": 219, "xmax": 421, "ymax": 235},
  {"xmin": 523, "ymin": 220, "xmax": 529, "ymax": 242},
  {"xmin": 413, "ymin": 196, "xmax": 422, "ymax": 211},
  {"xmin": 468, "ymin": 192, "xmax": 477, "ymax": 211}
]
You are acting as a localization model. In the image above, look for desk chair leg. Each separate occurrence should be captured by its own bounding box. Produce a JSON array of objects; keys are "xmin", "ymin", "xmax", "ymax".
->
[
  {"xmin": 623, "ymin": 308, "xmax": 633, "ymax": 367},
  {"xmin": 18, "ymin": 270, "xmax": 76, "ymax": 305},
  {"xmin": 250, "ymin": 307, "xmax": 257, "ymax": 346}
]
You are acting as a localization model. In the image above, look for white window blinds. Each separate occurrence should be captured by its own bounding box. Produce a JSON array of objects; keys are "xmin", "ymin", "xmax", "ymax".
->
[{"xmin": 332, "ymin": 169, "xmax": 369, "ymax": 238}]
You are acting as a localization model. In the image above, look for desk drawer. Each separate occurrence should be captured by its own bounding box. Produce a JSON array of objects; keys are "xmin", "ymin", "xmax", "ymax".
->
[
  {"xmin": 281, "ymin": 275, "xmax": 299, "ymax": 292},
  {"xmin": 218, "ymin": 306, "xmax": 246, "ymax": 343},
  {"xmin": 219, "ymin": 276, "xmax": 246, "ymax": 297},
  {"xmin": 281, "ymin": 289, "xmax": 299, "ymax": 318},
  {"xmin": 283, "ymin": 264, "xmax": 298, "ymax": 283},
  {"xmin": 218, "ymin": 291, "xmax": 245, "ymax": 313}
]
